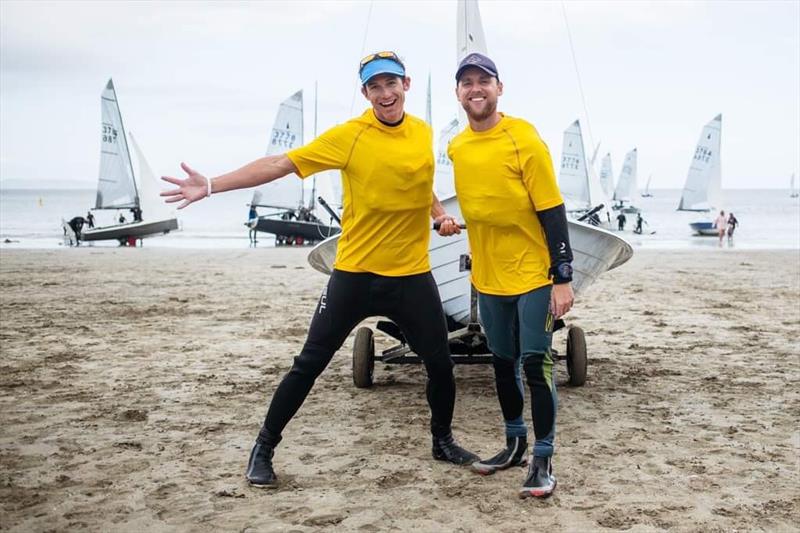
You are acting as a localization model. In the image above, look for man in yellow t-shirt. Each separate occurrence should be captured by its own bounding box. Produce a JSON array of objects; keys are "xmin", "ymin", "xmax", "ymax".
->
[
  {"xmin": 447, "ymin": 53, "xmax": 575, "ymax": 499},
  {"xmin": 162, "ymin": 51, "xmax": 477, "ymax": 489}
]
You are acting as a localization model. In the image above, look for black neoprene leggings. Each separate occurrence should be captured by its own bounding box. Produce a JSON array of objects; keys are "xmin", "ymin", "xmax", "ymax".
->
[{"xmin": 257, "ymin": 269, "xmax": 456, "ymax": 446}]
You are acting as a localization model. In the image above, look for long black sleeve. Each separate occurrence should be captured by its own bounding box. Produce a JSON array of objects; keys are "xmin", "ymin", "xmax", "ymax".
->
[{"xmin": 536, "ymin": 203, "xmax": 573, "ymax": 284}]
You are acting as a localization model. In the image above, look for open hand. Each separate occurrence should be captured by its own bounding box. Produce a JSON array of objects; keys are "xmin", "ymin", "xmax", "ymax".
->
[{"xmin": 161, "ymin": 162, "xmax": 209, "ymax": 209}]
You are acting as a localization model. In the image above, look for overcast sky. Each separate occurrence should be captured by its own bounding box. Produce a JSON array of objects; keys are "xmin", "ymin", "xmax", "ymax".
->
[{"xmin": 1, "ymin": 0, "xmax": 798, "ymax": 190}]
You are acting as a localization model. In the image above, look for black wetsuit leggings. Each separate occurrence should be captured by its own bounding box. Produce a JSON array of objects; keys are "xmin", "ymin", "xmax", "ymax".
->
[{"xmin": 257, "ymin": 269, "xmax": 456, "ymax": 446}]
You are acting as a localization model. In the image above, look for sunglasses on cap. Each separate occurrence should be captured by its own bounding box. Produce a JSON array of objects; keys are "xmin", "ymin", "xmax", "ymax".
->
[{"xmin": 359, "ymin": 51, "xmax": 404, "ymax": 73}]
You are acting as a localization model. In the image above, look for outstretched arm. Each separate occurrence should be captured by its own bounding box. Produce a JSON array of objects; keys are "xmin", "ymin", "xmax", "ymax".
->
[{"xmin": 161, "ymin": 155, "xmax": 299, "ymax": 209}]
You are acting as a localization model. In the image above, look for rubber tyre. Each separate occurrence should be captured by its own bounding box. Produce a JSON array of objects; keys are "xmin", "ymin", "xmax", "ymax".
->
[
  {"xmin": 353, "ymin": 327, "xmax": 375, "ymax": 388},
  {"xmin": 566, "ymin": 326, "xmax": 587, "ymax": 386}
]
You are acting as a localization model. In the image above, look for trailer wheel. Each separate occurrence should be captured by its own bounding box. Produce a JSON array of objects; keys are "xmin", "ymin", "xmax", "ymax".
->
[
  {"xmin": 353, "ymin": 327, "xmax": 375, "ymax": 388},
  {"xmin": 566, "ymin": 326, "xmax": 587, "ymax": 386}
]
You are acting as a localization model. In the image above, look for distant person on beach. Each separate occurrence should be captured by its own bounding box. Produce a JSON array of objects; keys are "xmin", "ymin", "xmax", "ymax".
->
[
  {"xmin": 131, "ymin": 206, "xmax": 142, "ymax": 222},
  {"xmin": 617, "ymin": 211, "xmax": 627, "ymax": 231},
  {"xmin": 247, "ymin": 205, "xmax": 259, "ymax": 244},
  {"xmin": 714, "ymin": 210, "xmax": 726, "ymax": 244},
  {"xmin": 634, "ymin": 212, "xmax": 647, "ymax": 234},
  {"xmin": 447, "ymin": 52, "xmax": 573, "ymax": 499},
  {"xmin": 118, "ymin": 212, "xmax": 126, "ymax": 224},
  {"xmin": 86, "ymin": 211, "xmax": 95, "ymax": 228},
  {"xmin": 727, "ymin": 212, "xmax": 739, "ymax": 242},
  {"xmin": 161, "ymin": 50, "xmax": 477, "ymax": 489}
]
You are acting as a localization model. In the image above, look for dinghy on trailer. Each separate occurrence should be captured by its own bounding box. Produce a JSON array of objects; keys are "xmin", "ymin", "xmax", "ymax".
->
[
  {"xmin": 77, "ymin": 79, "xmax": 178, "ymax": 245},
  {"xmin": 677, "ymin": 114, "xmax": 723, "ymax": 236}
]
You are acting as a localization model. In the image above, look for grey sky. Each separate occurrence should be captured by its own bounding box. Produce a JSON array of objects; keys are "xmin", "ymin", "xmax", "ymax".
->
[{"xmin": 1, "ymin": 0, "xmax": 798, "ymax": 190}]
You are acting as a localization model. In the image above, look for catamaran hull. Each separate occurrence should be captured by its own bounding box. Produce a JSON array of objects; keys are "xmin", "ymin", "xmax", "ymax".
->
[
  {"xmin": 689, "ymin": 222, "xmax": 718, "ymax": 236},
  {"xmin": 255, "ymin": 217, "xmax": 340, "ymax": 243},
  {"xmin": 80, "ymin": 218, "xmax": 179, "ymax": 242},
  {"xmin": 308, "ymin": 199, "xmax": 633, "ymax": 325}
]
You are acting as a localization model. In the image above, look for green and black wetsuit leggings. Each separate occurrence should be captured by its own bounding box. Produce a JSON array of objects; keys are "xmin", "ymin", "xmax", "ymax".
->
[{"xmin": 478, "ymin": 284, "xmax": 557, "ymax": 458}]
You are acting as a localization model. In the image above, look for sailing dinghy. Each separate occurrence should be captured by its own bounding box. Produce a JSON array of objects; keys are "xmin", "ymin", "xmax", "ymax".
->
[
  {"xmin": 677, "ymin": 114, "xmax": 723, "ymax": 235},
  {"xmin": 558, "ymin": 119, "xmax": 613, "ymax": 227},
  {"xmin": 249, "ymin": 90, "xmax": 340, "ymax": 245},
  {"xmin": 612, "ymin": 148, "xmax": 640, "ymax": 214},
  {"xmin": 76, "ymin": 79, "xmax": 178, "ymax": 245}
]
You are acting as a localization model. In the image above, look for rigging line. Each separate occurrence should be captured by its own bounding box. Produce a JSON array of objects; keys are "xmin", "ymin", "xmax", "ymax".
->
[
  {"xmin": 349, "ymin": 0, "xmax": 375, "ymax": 116},
  {"xmin": 560, "ymin": 1, "xmax": 595, "ymax": 156}
]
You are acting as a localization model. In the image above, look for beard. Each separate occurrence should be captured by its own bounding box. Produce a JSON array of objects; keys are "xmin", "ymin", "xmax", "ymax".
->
[{"xmin": 461, "ymin": 97, "xmax": 497, "ymax": 122}]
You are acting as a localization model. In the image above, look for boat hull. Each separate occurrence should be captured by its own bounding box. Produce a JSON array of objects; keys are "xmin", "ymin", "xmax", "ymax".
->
[
  {"xmin": 690, "ymin": 221, "xmax": 718, "ymax": 236},
  {"xmin": 255, "ymin": 217, "xmax": 340, "ymax": 243},
  {"xmin": 80, "ymin": 218, "xmax": 179, "ymax": 242},
  {"xmin": 308, "ymin": 197, "xmax": 633, "ymax": 325}
]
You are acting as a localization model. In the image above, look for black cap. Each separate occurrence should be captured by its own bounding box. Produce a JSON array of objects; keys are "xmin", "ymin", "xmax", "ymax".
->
[{"xmin": 455, "ymin": 52, "xmax": 499, "ymax": 82}]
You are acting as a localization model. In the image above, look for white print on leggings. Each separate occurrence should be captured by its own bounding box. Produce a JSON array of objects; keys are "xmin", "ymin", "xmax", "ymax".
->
[{"xmin": 318, "ymin": 283, "xmax": 328, "ymax": 314}]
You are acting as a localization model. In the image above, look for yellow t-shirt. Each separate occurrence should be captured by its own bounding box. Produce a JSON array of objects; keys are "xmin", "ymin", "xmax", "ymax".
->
[
  {"xmin": 287, "ymin": 109, "xmax": 434, "ymax": 276},
  {"xmin": 448, "ymin": 114, "xmax": 564, "ymax": 296}
]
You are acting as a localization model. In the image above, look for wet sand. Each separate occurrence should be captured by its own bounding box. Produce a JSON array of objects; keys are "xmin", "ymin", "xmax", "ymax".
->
[{"xmin": 1, "ymin": 247, "xmax": 798, "ymax": 532}]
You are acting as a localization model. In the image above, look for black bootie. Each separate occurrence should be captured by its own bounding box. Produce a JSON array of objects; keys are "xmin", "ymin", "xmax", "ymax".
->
[
  {"xmin": 471, "ymin": 436, "xmax": 528, "ymax": 475},
  {"xmin": 432, "ymin": 434, "xmax": 480, "ymax": 465},
  {"xmin": 245, "ymin": 441, "xmax": 277, "ymax": 488},
  {"xmin": 519, "ymin": 455, "xmax": 557, "ymax": 498}
]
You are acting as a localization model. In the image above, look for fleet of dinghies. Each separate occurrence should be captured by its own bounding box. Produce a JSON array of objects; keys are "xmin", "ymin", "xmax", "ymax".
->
[{"xmin": 60, "ymin": 1, "xmax": 733, "ymax": 247}]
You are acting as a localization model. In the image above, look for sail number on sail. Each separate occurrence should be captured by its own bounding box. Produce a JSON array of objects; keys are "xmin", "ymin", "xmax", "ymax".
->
[
  {"xmin": 271, "ymin": 129, "xmax": 298, "ymax": 149},
  {"xmin": 102, "ymin": 123, "xmax": 118, "ymax": 144}
]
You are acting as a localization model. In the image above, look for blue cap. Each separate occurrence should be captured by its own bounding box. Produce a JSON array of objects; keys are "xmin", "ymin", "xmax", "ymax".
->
[
  {"xmin": 455, "ymin": 52, "xmax": 499, "ymax": 82},
  {"xmin": 360, "ymin": 58, "xmax": 406, "ymax": 85}
]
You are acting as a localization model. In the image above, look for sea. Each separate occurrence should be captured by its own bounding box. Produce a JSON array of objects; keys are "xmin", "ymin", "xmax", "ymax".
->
[{"xmin": 0, "ymin": 187, "xmax": 798, "ymax": 251}]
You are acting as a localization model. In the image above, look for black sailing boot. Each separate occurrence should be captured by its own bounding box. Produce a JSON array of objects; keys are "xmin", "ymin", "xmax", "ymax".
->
[
  {"xmin": 245, "ymin": 441, "xmax": 277, "ymax": 488},
  {"xmin": 432, "ymin": 433, "xmax": 480, "ymax": 465},
  {"xmin": 471, "ymin": 436, "xmax": 528, "ymax": 475},
  {"xmin": 519, "ymin": 455, "xmax": 557, "ymax": 498}
]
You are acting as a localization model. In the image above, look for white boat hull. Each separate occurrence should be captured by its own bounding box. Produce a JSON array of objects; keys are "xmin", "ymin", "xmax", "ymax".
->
[{"xmin": 308, "ymin": 197, "xmax": 633, "ymax": 325}]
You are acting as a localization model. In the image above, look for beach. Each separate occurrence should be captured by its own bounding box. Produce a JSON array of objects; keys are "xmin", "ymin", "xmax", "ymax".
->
[{"xmin": 1, "ymin": 247, "xmax": 798, "ymax": 532}]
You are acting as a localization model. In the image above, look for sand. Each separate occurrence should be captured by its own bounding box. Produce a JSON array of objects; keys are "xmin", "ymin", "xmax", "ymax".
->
[{"xmin": 1, "ymin": 246, "xmax": 798, "ymax": 532}]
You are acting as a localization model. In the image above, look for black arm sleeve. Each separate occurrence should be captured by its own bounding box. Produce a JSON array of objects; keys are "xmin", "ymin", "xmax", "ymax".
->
[{"xmin": 536, "ymin": 203, "xmax": 574, "ymax": 284}]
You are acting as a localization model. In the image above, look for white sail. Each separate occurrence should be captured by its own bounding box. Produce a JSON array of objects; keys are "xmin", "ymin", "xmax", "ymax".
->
[
  {"xmin": 129, "ymin": 132, "xmax": 175, "ymax": 223},
  {"xmin": 790, "ymin": 173, "xmax": 798, "ymax": 198},
  {"xmin": 613, "ymin": 148, "xmax": 638, "ymax": 203},
  {"xmin": 642, "ymin": 173, "xmax": 653, "ymax": 197},
  {"xmin": 251, "ymin": 90, "xmax": 304, "ymax": 210},
  {"xmin": 456, "ymin": 0, "xmax": 488, "ymax": 129},
  {"xmin": 678, "ymin": 114, "xmax": 722, "ymax": 211},
  {"xmin": 599, "ymin": 153, "xmax": 614, "ymax": 197},
  {"xmin": 97, "ymin": 79, "xmax": 138, "ymax": 209},
  {"xmin": 425, "ymin": 72, "xmax": 432, "ymax": 126},
  {"xmin": 558, "ymin": 120, "xmax": 590, "ymax": 211},
  {"xmin": 434, "ymin": 118, "xmax": 460, "ymax": 200}
]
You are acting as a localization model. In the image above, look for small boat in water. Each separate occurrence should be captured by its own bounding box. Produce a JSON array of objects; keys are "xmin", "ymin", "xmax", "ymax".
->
[{"xmin": 678, "ymin": 114, "xmax": 723, "ymax": 236}]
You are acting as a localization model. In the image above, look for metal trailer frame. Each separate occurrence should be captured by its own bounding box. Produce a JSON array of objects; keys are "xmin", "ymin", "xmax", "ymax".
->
[{"xmin": 350, "ymin": 256, "xmax": 588, "ymax": 389}]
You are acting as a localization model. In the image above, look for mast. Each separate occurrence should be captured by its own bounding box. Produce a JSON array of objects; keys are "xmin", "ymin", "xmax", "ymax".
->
[
  {"xmin": 425, "ymin": 72, "xmax": 432, "ymax": 126},
  {"xmin": 309, "ymin": 81, "xmax": 318, "ymax": 210},
  {"xmin": 112, "ymin": 80, "xmax": 140, "ymax": 207}
]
